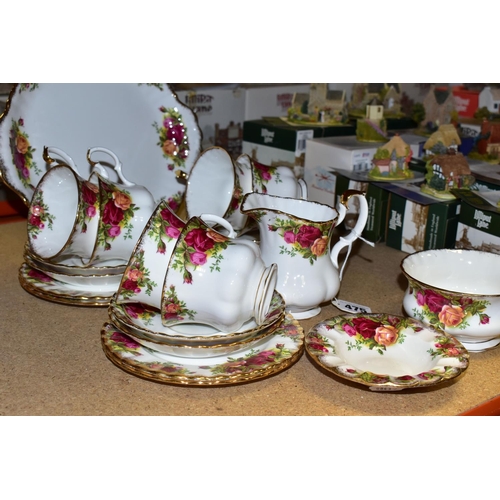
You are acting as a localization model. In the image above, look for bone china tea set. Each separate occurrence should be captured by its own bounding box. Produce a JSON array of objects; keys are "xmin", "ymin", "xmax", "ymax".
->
[{"xmin": 2, "ymin": 83, "xmax": 488, "ymax": 391}]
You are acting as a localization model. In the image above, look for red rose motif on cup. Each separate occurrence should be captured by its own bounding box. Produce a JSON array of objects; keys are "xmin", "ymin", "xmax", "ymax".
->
[
  {"xmin": 184, "ymin": 228, "xmax": 215, "ymax": 253},
  {"xmin": 102, "ymin": 200, "xmax": 125, "ymax": 226}
]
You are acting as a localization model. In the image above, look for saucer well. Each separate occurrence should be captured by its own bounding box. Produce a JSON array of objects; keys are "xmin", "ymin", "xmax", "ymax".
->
[
  {"xmin": 306, "ymin": 313, "xmax": 469, "ymax": 392},
  {"xmin": 19, "ymin": 263, "xmax": 115, "ymax": 306},
  {"xmin": 101, "ymin": 313, "xmax": 304, "ymax": 386}
]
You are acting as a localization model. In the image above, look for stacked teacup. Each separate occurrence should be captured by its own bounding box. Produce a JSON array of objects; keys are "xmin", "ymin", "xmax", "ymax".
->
[
  {"xmin": 107, "ymin": 200, "xmax": 285, "ymax": 359},
  {"xmin": 22, "ymin": 146, "xmax": 157, "ymax": 301}
]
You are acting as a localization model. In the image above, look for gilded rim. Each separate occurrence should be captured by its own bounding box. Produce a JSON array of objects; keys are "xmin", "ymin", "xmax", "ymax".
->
[
  {"xmin": 305, "ymin": 314, "xmax": 470, "ymax": 391},
  {"xmin": 109, "ymin": 289, "xmax": 285, "ymax": 345},
  {"xmin": 400, "ymin": 248, "xmax": 500, "ymax": 298},
  {"xmin": 18, "ymin": 263, "xmax": 113, "ymax": 306},
  {"xmin": 101, "ymin": 315, "xmax": 304, "ymax": 386}
]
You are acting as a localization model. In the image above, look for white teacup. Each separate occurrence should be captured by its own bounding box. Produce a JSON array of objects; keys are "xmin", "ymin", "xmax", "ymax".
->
[
  {"xmin": 86, "ymin": 147, "xmax": 157, "ymax": 265},
  {"xmin": 27, "ymin": 163, "xmax": 100, "ymax": 262},
  {"xmin": 401, "ymin": 249, "xmax": 500, "ymax": 352},
  {"xmin": 161, "ymin": 216, "xmax": 277, "ymax": 333},
  {"xmin": 115, "ymin": 200, "xmax": 187, "ymax": 309}
]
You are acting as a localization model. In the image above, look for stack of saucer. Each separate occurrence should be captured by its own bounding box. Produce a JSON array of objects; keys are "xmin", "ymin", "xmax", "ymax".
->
[{"xmin": 101, "ymin": 200, "xmax": 305, "ymax": 386}]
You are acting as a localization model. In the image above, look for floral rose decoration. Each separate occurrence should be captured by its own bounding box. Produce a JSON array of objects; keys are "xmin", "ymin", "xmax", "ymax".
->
[{"xmin": 410, "ymin": 282, "xmax": 490, "ymax": 330}]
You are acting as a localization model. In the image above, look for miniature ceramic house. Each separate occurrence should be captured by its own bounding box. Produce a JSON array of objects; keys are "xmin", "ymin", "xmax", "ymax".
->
[
  {"xmin": 421, "ymin": 149, "xmax": 474, "ymax": 199},
  {"xmin": 356, "ymin": 98, "xmax": 387, "ymax": 142},
  {"xmin": 423, "ymin": 124, "xmax": 462, "ymax": 156},
  {"xmin": 383, "ymin": 84, "xmax": 402, "ymax": 114},
  {"xmin": 478, "ymin": 86, "xmax": 500, "ymax": 115},
  {"xmin": 421, "ymin": 85, "xmax": 456, "ymax": 129},
  {"xmin": 369, "ymin": 134, "xmax": 413, "ymax": 180},
  {"xmin": 288, "ymin": 84, "xmax": 347, "ymax": 124}
]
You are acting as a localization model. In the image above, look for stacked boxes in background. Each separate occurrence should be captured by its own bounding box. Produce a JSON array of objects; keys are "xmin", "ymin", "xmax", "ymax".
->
[
  {"xmin": 174, "ymin": 84, "xmax": 311, "ymax": 159},
  {"xmin": 453, "ymin": 189, "xmax": 500, "ymax": 255},
  {"xmin": 242, "ymin": 118, "xmax": 355, "ymax": 178},
  {"xmin": 381, "ymin": 183, "xmax": 461, "ymax": 254}
]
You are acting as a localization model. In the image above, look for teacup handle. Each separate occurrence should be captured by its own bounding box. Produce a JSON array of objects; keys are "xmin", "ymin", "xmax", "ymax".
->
[
  {"xmin": 87, "ymin": 147, "xmax": 135, "ymax": 187},
  {"xmin": 298, "ymin": 178, "xmax": 308, "ymax": 200},
  {"xmin": 43, "ymin": 146, "xmax": 79, "ymax": 174},
  {"xmin": 200, "ymin": 214, "xmax": 237, "ymax": 238},
  {"xmin": 330, "ymin": 190, "xmax": 374, "ymax": 279}
]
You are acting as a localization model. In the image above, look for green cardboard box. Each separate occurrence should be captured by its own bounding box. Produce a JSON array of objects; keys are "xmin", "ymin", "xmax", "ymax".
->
[
  {"xmin": 334, "ymin": 172, "xmax": 389, "ymax": 243},
  {"xmin": 453, "ymin": 188, "xmax": 500, "ymax": 254},
  {"xmin": 382, "ymin": 182, "xmax": 461, "ymax": 254},
  {"xmin": 242, "ymin": 117, "xmax": 355, "ymax": 178}
]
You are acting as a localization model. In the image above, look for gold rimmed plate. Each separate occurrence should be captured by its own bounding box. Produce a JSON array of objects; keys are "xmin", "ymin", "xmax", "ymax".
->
[
  {"xmin": 0, "ymin": 83, "xmax": 201, "ymax": 207},
  {"xmin": 305, "ymin": 313, "xmax": 469, "ymax": 392},
  {"xmin": 19, "ymin": 263, "xmax": 114, "ymax": 306},
  {"xmin": 101, "ymin": 313, "xmax": 304, "ymax": 386},
  {"xmin": 108, "ymin": 290, "xmax": 285, "ymax": 346}
]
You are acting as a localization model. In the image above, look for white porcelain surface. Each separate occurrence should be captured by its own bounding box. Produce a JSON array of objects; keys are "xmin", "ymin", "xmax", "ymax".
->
[
  {"xmin": 23, "ymin": 245, "xmax": 126, "ymax": 276},
  {"xmin": 109, "ymin": 289, "xmax": 285, "ymax": 346},
  {"xmin": 88, "ymin": 164, "xmax": 156, "ymax": 265},
  {"xmin": 101, "ymin": 313, "xmax": 304, "ymax": 386},
  {"xmin": 185, "ymin": 147, "xmax": 236, "ymax": 221},
  {"xmin": 162, "ymin": 216, "xmax": 277, "ymax": 332},
  {"xmin": 27, "ymin": 164, "xmax": 100, "ymax": 262},
  {"xmin": 401, "ymin": 249, "xmax": 500, "ymax": 352},
  {"xmin": 19, "ymin": 263, "xmax": 116, "ymax": 306},
  {"xmin": 115, "ymin": 200, "xmax": 186, "ymax": 309},
  {"xmin": 240, "ymin": 190, "xmax": 370, "ymax": 319},
  {"xmin": 306, "ymin": 313, "xmax": 469, "ymax": 391},
  {"xmin": 0, "ymin": 83, "xmax": 201, "ymax": 207},
  {"xmin": 252, "ymin": 161, "xmax": 307, "ymax": 199}
]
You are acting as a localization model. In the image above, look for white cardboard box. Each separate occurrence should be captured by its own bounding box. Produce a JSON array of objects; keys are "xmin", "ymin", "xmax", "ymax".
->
[
  {"xmin": 243, "ymin": 84, "xmax": 310, "ymax": 121},
  {"xmin": 304, "ymin": 136, "xmax": 379, "ymax": 204}
]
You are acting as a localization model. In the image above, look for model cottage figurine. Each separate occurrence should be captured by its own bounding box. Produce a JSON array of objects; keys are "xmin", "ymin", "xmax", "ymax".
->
[
  {"xmin": 423, "ymin": 124, "xmax": 461, "ymax": 158},
  {"xmin": 369, "ymin": 134, "xmax": 414, "ymax": 181},
  {"xmin": 287, "ymin": 83, "xmax": 347, "ymax": 124},
  {"xmin": 421, "ymin": 148, "xmax": 475, "ymax": 200},
  {"xmin": 356, "ymin": 98, "xmax": 388, "ymax": 142}
]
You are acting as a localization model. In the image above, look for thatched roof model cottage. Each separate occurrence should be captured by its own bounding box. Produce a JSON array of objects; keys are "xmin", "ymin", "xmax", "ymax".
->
[
  {"xmin": 369, "ymin": 134, "xmax": 413, "ymax": 180},
  {"xmin": 424, "ymin": 124, "xmax": 462, "ymax": 155},
  {"xmin": 422, "ymin": 150, "xmax": 474, "ymax": 199}
]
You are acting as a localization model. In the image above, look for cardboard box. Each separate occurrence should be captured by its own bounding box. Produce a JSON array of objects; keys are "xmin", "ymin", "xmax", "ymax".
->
[
  {"xmin": 175, "ymin": 86, "xmax": 245, "ymax": 158},
  {"xmin": 242, "ymin": 118, "xmax": 355, "ymax": 178},
  {"xmin": 334, "ymin": 172, "xmax": 389, "ymax": 243},
  {"xmin": 382, "ymin": 182, "xmax": 461, "ymax": 254},
  {"xmin": 242, "ymin": 84, "xmax": 311, "ymax": 121},
  {"xmin": 453, "ymin": 189, "xmax": 500, "ymax": 254},
  {"xmin": 304, "ymin": 136, "xmax": 381, "ymax": 177},
  {"xmin": 174, "ymin": 85, "xmax": 315, "ymax": 159}
]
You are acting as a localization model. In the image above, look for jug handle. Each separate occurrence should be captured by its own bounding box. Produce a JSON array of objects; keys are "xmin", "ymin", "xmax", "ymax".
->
[
  {"xmin": 86, "ymin": 147, "xmax": 134, "ymax": 187},
  {"xmin": 43, "ymin": 146, "xmax": 79, "ymax": 174},
  {"xmin": 330, "ymin": 189, "xmax": 374, "ymax": 280},
  {"xmin": 200, "ymin": 214, "xmax": 237, "ymax": 238}
]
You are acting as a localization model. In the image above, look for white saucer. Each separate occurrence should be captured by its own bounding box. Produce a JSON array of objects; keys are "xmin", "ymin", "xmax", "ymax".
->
[
  {"xmin": 101, "ymin": 313, "xmax": 304, "ymax": 386},
  {"xmin": 306, "ymin": 313, "xmax": 470, "ymax": 391},
  {"xmin": 19, "ymin": 263, "xmax": 116, "ymax": 306}
]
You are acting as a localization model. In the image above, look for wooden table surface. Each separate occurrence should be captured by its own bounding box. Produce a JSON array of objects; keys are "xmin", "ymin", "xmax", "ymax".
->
[{"xmin": 1, "ymin": 219, "xmax": 499, "ymax": 416}]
